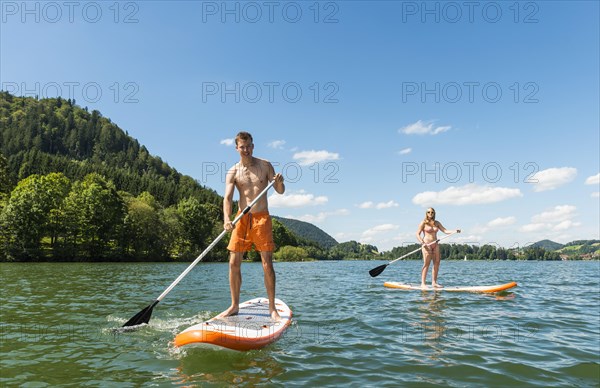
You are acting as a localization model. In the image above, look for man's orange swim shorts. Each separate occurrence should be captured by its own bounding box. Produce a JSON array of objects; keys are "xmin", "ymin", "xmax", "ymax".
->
[{"xmin": 227, "ymin": 211, "xmax": 276, "ymax": 252}]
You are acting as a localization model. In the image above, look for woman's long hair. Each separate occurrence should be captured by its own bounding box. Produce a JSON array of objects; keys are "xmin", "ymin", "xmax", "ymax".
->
[{"xmin": 423, "ymin": 207, "xmax": 436, "ymax": 223}]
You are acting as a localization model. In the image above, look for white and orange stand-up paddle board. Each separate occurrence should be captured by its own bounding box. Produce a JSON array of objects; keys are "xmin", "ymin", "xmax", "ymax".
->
[
  {"xmin": 174, "ymin": 298, "xmax": 292, "ymax": 351},
  {"xmin": 384, "ymin": 281, "xmax": 517, "ymax": 293}
]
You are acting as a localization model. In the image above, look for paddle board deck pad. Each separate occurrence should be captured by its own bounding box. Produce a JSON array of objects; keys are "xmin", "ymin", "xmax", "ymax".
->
[
  {"xmin": 174, "ymin": 298, "xmax": 292, "ymax": 351},
  {"xmin": 383, "ymin": 281, "xmax": 517, "ymax": 293}
]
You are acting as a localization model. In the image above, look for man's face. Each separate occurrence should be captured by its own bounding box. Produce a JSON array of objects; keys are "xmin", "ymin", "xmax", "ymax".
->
[{"xmin": 236, "ymin": 138, "xmax": 254, "ymax": 158}]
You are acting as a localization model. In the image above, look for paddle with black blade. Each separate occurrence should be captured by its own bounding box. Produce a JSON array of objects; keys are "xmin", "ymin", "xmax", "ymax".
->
[
  {"xmin": 122, "ymin": 179, "xmax": 277, "ymax": 327},
  {"xmin": 368, "ymin": 232, "xmax": 456, "ymax": 278}
]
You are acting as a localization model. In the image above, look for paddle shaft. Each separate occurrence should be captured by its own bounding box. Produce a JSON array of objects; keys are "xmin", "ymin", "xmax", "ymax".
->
[
  {"xmin": 155, "ymin": 180, "xmax": 276, "ymax": 302},
  {"xmin": 387, "ymin": 232, "xmax": 456, "ymax": 266}
]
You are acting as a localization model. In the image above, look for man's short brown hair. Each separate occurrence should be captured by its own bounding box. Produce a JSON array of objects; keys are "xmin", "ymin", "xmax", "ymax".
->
[{"xmin": 235, "ymin": 131, "xmax": 253, "ymax": 146}]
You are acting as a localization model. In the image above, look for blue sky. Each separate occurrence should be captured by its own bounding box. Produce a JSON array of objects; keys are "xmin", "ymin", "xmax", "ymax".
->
[{"xmin": 2, "ymin": 1, "xmax": 599, "ymax": 251}]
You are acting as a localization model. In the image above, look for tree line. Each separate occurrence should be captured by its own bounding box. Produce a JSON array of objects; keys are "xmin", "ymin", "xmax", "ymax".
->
[
  {"xmin": 0, "ymin": 169, "xmax": 379, "ymax": 262},
  {"xmin": 382, "ymin": 242, "xmax": 561, "ymax": 261},
  {"xmin": 0, "ymin": 171, "xmax": 222, "ymax": 261}
]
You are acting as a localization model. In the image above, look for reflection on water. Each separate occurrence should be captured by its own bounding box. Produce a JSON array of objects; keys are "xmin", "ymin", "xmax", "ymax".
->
[
  {"xmin": 402, "ymin": 286, "xmax": 522, "ymax": 363},
  {"xmin": 491, "ymin": 291, "xmax": 517, "ymax": 301},
  {"xmin": 174, "ymin": 348, "xmax": 285, "ymax": 386},
  {"xmin": 417, "ymin": 291, "xmax": 447, "ymax": 344}
]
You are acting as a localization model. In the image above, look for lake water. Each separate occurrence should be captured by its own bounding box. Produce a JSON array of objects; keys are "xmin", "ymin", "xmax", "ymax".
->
[{"xmin": 1, "ymin": 260, "xmax": 599, "ymax": 386}]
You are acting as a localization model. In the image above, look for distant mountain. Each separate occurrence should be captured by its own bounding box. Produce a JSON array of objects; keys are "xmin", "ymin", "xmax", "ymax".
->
[
  {"xmin": 272, "ymin": 216, "xmax": 338, "ymax": 249},
  {"xmin": 529, "ymin": 240, "xmax": 564, "ymax": 251}
]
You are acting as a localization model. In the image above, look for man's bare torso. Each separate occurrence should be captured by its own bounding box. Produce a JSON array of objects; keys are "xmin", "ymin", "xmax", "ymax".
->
[{"xmin": 230, "ymin": 157, "xmax": 272, "ymax": 213}]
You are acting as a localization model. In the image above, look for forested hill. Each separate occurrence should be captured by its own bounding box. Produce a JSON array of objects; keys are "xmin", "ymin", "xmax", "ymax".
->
[
  {"xmin": 272, "ymin": 216, "xmax": 338, "ymax": 249},
  {"xmin": 0, "ymin": 92, "xmax": 220, "ymax": 207},
  {"xmin": 529, "ymin": 239, "xmax": 564, "ymax": 251}
]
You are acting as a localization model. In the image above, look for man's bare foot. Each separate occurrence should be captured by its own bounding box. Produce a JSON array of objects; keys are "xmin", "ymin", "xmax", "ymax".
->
[
  {"xmin": 270, "ymin": 309, "xmax": 281, "ymax": 321},
  {"xmin": 432, "ymin": 283, "xmax": 443, "ymax": 288},
  {"xmin": 216, "ymin": 306, "xmax": 239, "ymax": 318},
  {"xmin": 420, "ymin": 283, "xmax": 428, "ymax": 289}
]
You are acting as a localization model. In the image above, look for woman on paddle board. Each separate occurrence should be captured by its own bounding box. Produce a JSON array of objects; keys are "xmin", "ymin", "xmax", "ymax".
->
[{"xmin": 416, "ymin": 208, "xmax": 460, "ymax": 288}]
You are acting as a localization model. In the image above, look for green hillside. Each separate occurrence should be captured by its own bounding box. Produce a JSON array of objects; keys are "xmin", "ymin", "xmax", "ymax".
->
[
  {"xmin": 0, "ymin": 92, "xmax": 221, "ymax": 207},
  {"xmin": 529, "ymin": 239, "xmax": 564, "ymax": 251},
  {"xmin": 556, "ymin": 240, "xmax": 600, "ymax": 259},
  {"xmin": 272, "ymin": 216, "xmax": 338, "ymax": 249}
]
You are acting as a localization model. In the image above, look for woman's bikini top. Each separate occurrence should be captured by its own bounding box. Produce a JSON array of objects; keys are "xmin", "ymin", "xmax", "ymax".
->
[{"xmin": 423, "ymin": 223, "xmax": 439, "ymax": 235}]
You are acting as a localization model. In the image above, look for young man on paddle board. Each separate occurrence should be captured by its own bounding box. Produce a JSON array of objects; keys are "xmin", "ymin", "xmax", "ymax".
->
[
  {"xmin": 220, "ymin": 131, "xmax": 285, "ymax": 320},
  {"xmin": 416, "ymin": 207, "xmax": 460, "ymax": 289}
]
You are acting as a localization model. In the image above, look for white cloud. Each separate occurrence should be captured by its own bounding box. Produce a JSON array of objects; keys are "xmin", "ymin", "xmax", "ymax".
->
[
  {"xmin": 553, "ymin": 220, "xmax": 580, "ymax": 231},
  {"xmin": 585, "ymin": 173, "xmax": 600, "ymax": 185},
  {"xmin": 487, "ymin": 216, "xmax": 517, "ymax": 228},
  {"xmin": 376, "ymin": 200, "xmax": 399, "ymax": 209},
  {"xmin": 362, "ymin": 224, "xmax": 399, "ymax": 237},
  {"xmin": 398, "ymin": 148, "xmax": 412, "ymax": 155},
  {"xmin": 592, "ymin": 192, "xmax": 600, "ymax": 198},
  {"xmin": 412, "ymin": 184, "xmax": 523, "ymax": 206},
  {"xmin": 268, "ymin": 140, "xmax": 286, "ymax": 149},
  {"xmin": 220, "ymin": 138, "xmax": 235, "ymax": 146},
  {"xmin": 293, "ymin": 150, "xmax": 340, "ymax": 166},
  {"xmin": 399, "ymin": 120, "xmax": 451, "ymax": 136},
  {"xmin": 357, "ymin": 200, "xmax": 399, "ymax": 209},
  {"xmin": 268, "ymin": 190, "xmax": 328, "ymax": 208},
  {"xmin": 531, "ymin": 167, "xmax": 577, "ymax": 192},
  {"xmin": 531, "ymin": 205, "xmax": 577, "ymax": 223},
  {"xmin": 293, "ymin": 209, "xmax": 349, "ymax": 223},
  {"xmin": 520, "ymin": 223, "xmax": 546, "ymax": 233},
  {"xmin": 520, "ymin": 205, "xmax": 580, "ymax": 233}
]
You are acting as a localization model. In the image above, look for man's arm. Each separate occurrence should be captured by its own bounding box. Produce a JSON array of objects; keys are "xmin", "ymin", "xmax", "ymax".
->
[
  {"xmin": 223, "ymin": 166, "xmax": 236, "ymax": 231},
  {"xmin": 268, "ymin": 162, "xmax": 285, "ymax": 194}
]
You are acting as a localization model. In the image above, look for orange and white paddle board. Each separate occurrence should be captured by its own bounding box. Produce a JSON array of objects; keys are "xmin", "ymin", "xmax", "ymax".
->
[
  {"xmin": 384, "ymin": 281, "xmax": 517, "ymax": 293},
  {"xmin": 174, "ymin": 298, "xmax": 292, "ymax": 351}
]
